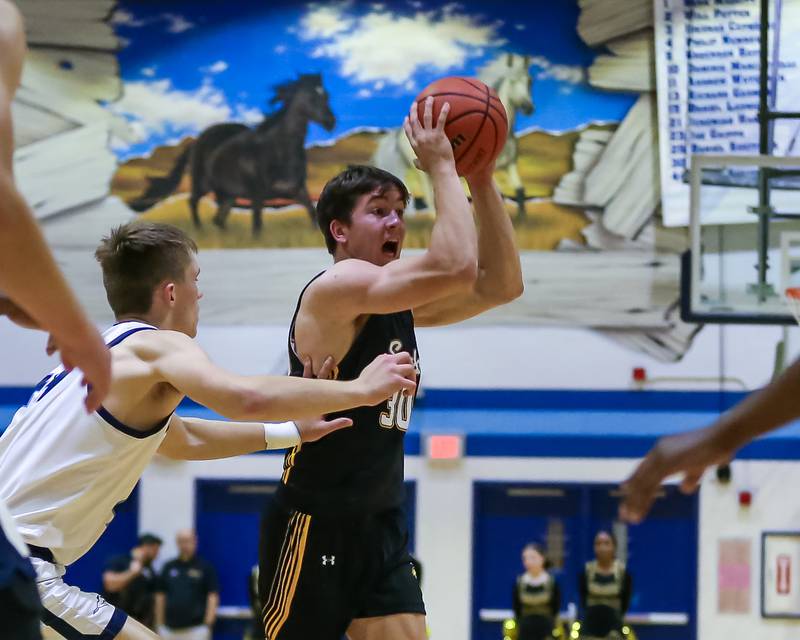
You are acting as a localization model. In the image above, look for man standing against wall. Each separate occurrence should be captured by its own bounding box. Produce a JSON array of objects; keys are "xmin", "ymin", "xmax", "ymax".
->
[{"xmin": 155, "ymin": 530, "xmax": 219, "ymax": 640}]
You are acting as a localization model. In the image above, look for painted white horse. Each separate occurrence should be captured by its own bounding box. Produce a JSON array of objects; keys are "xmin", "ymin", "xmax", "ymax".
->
[{"xmin": 372, "ymin": 52, "xmax": 534, "ymax": 217}]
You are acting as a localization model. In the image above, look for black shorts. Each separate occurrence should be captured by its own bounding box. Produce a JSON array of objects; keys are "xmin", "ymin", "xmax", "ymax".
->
[
  {"xmin": 0, "ymin": 570, "xmax": 42, "ymax": 640},
  {"xmin": 258, "ymin": 497, "xmax": 425, "ymax": 640}
]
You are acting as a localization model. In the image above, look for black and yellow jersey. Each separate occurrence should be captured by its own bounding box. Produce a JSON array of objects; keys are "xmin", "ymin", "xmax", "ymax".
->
[{"xmin": 277, "ymin": 272, "xmax": 420, "ymax": 516}]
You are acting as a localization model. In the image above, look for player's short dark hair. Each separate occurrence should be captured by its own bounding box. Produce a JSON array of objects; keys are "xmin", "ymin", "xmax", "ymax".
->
[
  {"xmin": 95, "ymin": 222, "xmax": 197, "ymax": 318},
  {"xmin": 316, "ymin": 165, "xmax": 410, "ymax": 255}
]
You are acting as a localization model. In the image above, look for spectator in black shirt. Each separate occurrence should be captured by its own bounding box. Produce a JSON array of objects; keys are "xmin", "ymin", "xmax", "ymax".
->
[
  {"xmin": 101, "ymin": 533, "xmax": 162, "ymax": 630},
  {"xmin": 155, "ymin": 529, "xmax": 219, "ymax": 640}
]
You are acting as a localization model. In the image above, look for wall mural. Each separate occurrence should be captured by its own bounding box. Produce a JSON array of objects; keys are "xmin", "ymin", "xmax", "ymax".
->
[{"xmin": 15, "ymin": 0, "xmax": 695, "ymax": 361}]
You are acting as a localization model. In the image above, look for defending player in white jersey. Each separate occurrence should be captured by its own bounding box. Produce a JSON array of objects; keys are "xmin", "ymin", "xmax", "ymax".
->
[{"xmin": 0, "ymin": 221, "xmax": 417, "ymax": 640}]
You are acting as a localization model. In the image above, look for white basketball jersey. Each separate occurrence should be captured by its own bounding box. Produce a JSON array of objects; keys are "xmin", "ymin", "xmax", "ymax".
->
[{"xmin": 0, "ymin": 321, "xmax": 171, "ymax": 566}]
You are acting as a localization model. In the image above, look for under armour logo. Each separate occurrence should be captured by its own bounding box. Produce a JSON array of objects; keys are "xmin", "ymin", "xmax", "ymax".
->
[{"xmin": 322, "ymin": 555, "xmax": 335, "ymax": 566}]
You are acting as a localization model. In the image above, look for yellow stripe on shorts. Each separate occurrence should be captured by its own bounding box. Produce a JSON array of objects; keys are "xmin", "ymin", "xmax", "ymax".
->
[{"xmin": 262, "ymin": 511, "xmax": 311, "ymax": 639}]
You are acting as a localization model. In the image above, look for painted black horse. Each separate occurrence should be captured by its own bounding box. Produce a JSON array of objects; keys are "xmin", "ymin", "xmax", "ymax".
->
[{"xmin": 131, "ymin": 73, "xmax": 336, "ymax": 235}]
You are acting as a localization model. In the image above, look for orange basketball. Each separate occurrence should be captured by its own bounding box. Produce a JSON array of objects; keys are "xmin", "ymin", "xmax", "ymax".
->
[{"xmin": 415, "ymin": 76, "xmax": 508, "ymax": 176}]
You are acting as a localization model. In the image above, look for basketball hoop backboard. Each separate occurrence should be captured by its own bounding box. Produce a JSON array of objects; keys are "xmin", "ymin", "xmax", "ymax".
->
[{"xmin": 682, "ymin": 154, "xmax": 800, "ymax": 324}]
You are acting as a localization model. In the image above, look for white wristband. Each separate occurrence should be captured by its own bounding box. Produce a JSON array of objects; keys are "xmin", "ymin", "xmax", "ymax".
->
[{"xmin": 263, "ymin": 421, "xmax": 301, "ymax": 450}]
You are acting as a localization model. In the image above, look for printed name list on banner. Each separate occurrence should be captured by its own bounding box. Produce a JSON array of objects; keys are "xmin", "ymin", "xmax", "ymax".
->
[{"xmin": 655, "ymin": 0, "xmax": 800, "ymax": 226}]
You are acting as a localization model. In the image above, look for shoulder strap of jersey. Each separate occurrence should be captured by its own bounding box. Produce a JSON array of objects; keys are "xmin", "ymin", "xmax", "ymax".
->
[
  {"xmin": 102, "ymin": 320, "xmax": 158, "ymax": 348},
  {"xmin": 288, "ymin": 271, "xmax": 326, "ymax": 355},
  {"xmin": 29, "ymin": 321, "xmax": 158, "ymax": 397}
]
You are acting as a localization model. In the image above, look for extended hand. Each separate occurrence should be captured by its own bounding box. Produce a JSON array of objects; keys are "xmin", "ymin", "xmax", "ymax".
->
[
  {"xmin": 619, "ymin": 426, "xmax": 733, "ymax": 523},
  {"xmin": 295, "ymin": 354, "xmax": 352, "ymax": 442},
  {"xmin": 358, "ymin": 352, "xmax": 417, "ymax": 405},
  {"xmin": 2, "ymin": 299, "xmax": 110, "ymax": 413},
  {"xmin": 53, "ymin": 324, "xmax": 111, "ymax": 413},
  {"xmin": 403, "ymin": 96, "xmax": 454, "ymax": 174},
  {"xmin": 295, "ymin": 415, "xmax": 353, "ymax": 443}
]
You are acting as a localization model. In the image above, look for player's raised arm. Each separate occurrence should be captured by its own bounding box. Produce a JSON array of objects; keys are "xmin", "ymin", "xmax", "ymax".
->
[
  {"xmin": 0, "ymin": 1, "xmax": 110, "ymax": 411},
  {"xmin": 307, "ymin": 97, "xmax": 478, "ymax": 318},
  {"xmin": 620, "ymin": 355, "xmax": 800, "ymax": 523},
  {"xmin": 413, "ymin": 161, "xmax": 524, "ymax": 327},
  {"xmin": 144, "ymin": 330, "xmax": 416, "ymax": 421}
]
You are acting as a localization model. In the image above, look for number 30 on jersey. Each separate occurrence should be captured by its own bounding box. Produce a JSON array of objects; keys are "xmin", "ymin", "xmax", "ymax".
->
[{"xmin": 379, "ymin": 340, "xmax": 419, "ymax": 432}]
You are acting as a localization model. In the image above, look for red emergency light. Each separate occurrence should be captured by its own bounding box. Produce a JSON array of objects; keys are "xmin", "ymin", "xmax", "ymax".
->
[{"xmin": 426, "ymin": 434, "xmax": 464, "ymax": 461}]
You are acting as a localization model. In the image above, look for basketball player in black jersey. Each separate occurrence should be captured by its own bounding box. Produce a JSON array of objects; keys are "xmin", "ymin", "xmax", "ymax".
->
[{"xmin": 258, "ymin": 96, "xmax": 523, "ymax": 640}]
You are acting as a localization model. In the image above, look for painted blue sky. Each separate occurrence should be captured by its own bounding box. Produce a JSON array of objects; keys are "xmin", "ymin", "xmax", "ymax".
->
[{"xmin": 110, "ymin": 0, "xmax": 637, "ymax": 160}]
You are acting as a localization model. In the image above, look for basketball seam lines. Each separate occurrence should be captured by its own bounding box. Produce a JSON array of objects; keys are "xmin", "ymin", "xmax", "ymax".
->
[
  {"xmin": 451, "ymin": 81, "xmax": 491, "ymax": 166},
  {"xmin": 425, "ymin": 91, "xmax": 506, "ymax": 120}
]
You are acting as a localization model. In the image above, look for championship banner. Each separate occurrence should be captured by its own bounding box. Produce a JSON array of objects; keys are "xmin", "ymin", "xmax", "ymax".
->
[{"xmin": 654, "ymin": 0, "xmax": 800, "ymax": 226}]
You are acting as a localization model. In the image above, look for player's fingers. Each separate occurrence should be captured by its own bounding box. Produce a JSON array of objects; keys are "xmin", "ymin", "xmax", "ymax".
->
[
  {"xmin": 618, "ymin": 478, "xmax": 658, "ymax": 524},
  {"xmin": 399, "ymin": 378, "xmax": 417, "ymax": 394},
  {"xmin": 680, "ymin": 469, "xmax": 704, "ymax": 494},
  {"xmin": 318, "ymin": 355, "xmax": 337, "ymax": 380},
  {"xmin": 84, "ymin": 385, "xmax": 102, "ymax": 413},
  {"xmin": 403, "ymin": 117, "xmax": 417, "ymax": 149},
  {"xmin": 435, "ymin": 101, "xmax": 450, "ymax": 131},
  {"xmin": 302, "ymin": 357, "xmax": 313, "ymax": 379},
  {"xmin": 409, "ymin": 101, "xmax": 421, "ymax": 129},
  {"xmin": 395, "ymin": 363, "xmax": 417, "ymax": 380},
  {"xmin": 422, "ymin": 96, "xmax": 434, "ymax": 129},
  {"xmin": 326, "ymin": 417, "xmax": 353, "ymax": 431},
  {"xmin": 304, "ymin": 418, "xmax": 353, "ymax": 442},
  {"xmin": 619, "ymin": 502, "xmax": 644, "ymax": 525},
  {"xmin": 390, "ymin": 351, "xmax": 413, "ymax": 365}
]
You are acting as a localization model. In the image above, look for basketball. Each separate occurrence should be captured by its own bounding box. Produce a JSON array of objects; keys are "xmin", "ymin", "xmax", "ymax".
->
[{"xmin": 415, "ymin": 76, "xmax": 508, "ymax": 176}]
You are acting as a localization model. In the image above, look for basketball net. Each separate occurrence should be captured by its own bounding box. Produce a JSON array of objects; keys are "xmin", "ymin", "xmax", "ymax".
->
[{"xmin": 787, "ymin": 287, "xmax": 800, "ymax": 325}]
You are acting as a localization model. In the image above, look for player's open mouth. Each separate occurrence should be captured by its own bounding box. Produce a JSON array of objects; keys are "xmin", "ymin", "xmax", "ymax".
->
[{"xmin": 382, "ymin": 241, "xmax": 399, "ymax": 257}]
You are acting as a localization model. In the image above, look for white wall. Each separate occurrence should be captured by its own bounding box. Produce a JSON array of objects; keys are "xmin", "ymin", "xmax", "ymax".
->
[
  {"xmin": 1, "ymin": 320, "xmax": 798, "ymax": 390},
  {"xmin": 699, "ymin": 460, "xmax": 800, "ymax": 640}
]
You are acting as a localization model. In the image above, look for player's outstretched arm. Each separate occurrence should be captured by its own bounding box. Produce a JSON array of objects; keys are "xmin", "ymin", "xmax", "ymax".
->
[
  {"xmin": 413, "ymin": 162, "xmax": 523, "ymax": 326},
  {"xmin": 620, "ymin": 356, "xmax": 800, "ymax": 523},
  {"xmin": 158, "ymin": 413, "xmax": 353, "ymax": 460},
  {"xmin": 148, "ymin": 331, "xmax": 416, "ymax": 421},
  {"xmin": 158, "ymin": 354, "xmax": 354, "ymax": 460},
  {"xmin": 0, "ymin": 2, "xmax": 110, "ymax": 411}
]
